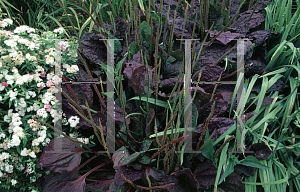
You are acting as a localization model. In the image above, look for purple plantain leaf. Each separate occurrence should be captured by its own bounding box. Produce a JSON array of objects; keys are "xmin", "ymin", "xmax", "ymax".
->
[
  {"xmin": 112, "ymin": 146, "xmax": 142, "ymax": 169},
  {"xmin": 194, "ymin": 160, "xmax": 219, "ymax": 190},
  {"xmin": 145, "ymin": 167, "xmax": 166, "ymax": 182},
  {"xmin": 145, "ymin": 108, "xmax": 155, "ymax": 135},
  {"xmin": 37, "ymin": 137, "xmax": 84, "ymax": 173},
  {"xmin": 234, "ymin": 164, "xmax": 256, "ymax": 177},
  {"xmin": 246, "ymin": 143, "xmax": 272, "ymax": 160},
  {"xmin": 219, "ymin": 172, "xmax": 245, "ymax": 192},
  {"xmin": 43, "ymin": 170, "xmax": 78, "ymax": 192},
  {"xmin": 192, "ymin": 64, "xmax": 224, "ymax": 82},
  {"xmin": 114, "ymin": 166, "xmax": 143, "ymax": 187},
  {"xmin": 164, "ymin": 168, "xmax": 199, "ymax": 192},
  {"xmin": 130, "ymin": 65, "xmax": 152, "ymax": 97},
  {"xmin": 87, "ymin": 179, "xmax": 114, "ymax": 192},
  {"xmin": 209, "ymin": 30, "xmax": 245, "ymax": 45},
  {"xmin": 229, "ymin": 13, "xmax": 265, "ymax": 34}
]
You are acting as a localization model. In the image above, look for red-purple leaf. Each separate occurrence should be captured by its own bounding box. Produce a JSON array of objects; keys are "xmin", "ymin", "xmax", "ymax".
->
[
  {"xmin": 246, "ymin": 143, "xmax": 272, "ymax": 160},
  {"xmin": 219, "ymin": 172, "xmax": 245, "ymax": 192},
  {"xmin": 145, "ymin": 108, "xmax": 155, "ymax": 135},
  {"xmin": 87, "ymin": 179, "xmax": 114, "ymax": 191},
  {"xmin": 197, "ymin": 99, "xmax": 229, "ymax": 123},
  {"xmin": 114, "ymin": 166, "xmax": 143, "ymax": 187},
  {"xmin": 145, "ymin": 167, "xmax": 166, "ymax": 182},
  {"xmin": 62, "ymin": 74, "xmax": 93, "ymax": 107},
  {"xmin": 114, "ymin": 104, "xmax": 130, "ymax": 124},
  {"xmin": 56, "ymin": 176, "xmax": 86, "ymax": 192},
  {"xmin": 192, "ymin": 64, "xmax": 224, "ymax": 82},
  {"xmin": 112, "ymin": 146, "xmax": 142, "ymax": 169},
  {"xmin": 113, "ymin": 146, "xmax": 129, "ymax": 169},
  {"xmin": 210, "ymin": 30, "xmax": 245, "ymax": 45},
  {"xmin": 246, "ymin": 30, "xmax": 270, "ymax": 47},
  {"xmin": 164, "ymin": 168, "xmax": 199, "ymax": 192},
  {"xmin": 130, "ymin": 66, "xmax": 150, "ymax": 97},
  {"xmin": 43, "ymin": 171, "xmax": 78, "ymax": 192},
  {"xmin": 77, "ymin": 32, "xmax": 107, "ymax": 67},
  {"xmin": 195, "ymin": 117, "xmax": 234, "ymax": 142},
  {"xmin": 229, "ymin": 13, "xmax": 265, "ymax": 34},
  {"xmin": 234, "ymin": 164, "xmax": 256, "ymax": 177},
  {"xmin": 37, "ymin": 137, "xmax": 84, "ymax": 173},
  {"xmin": 193, "ymin": 160, "xmax": 220, "ymax": 190}
]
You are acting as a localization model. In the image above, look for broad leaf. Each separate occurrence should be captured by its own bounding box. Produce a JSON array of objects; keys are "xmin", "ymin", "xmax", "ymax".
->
[
  {"xmin": 218, "ymin": 173, "xmax": 245, "ymax": 192},
  {"xmin": 239, "ymin": 156, "xmax": 270, "ymax": 169},
  {"xmin": 37, "ymin": 137, "xmax": 85, "ymax": 173},
  {"xmin": 112, "ymin": 147, "xmax": 142, "ymax": 169},
  {"xmin": 246, "ymin": 143, "xmax": 272, "ymax": 160},
  {"xmin": 145, "ymin": 167, "xmax": 166, "ymax": 182},
  {"xmin": 164, "ymin": 168, "xmax": 199, "ymax": 192},
  {"xmin": 43, "ymin": 171, "xmax": 78, "ymax": 192},
  {"xmin": 87, "ymin": 179, "xmax": 114, "ymax": 192},
  {"xmin": 114, "ymin": 166, "xmax": 143, "ymax": 187},
  {"xmin": 194, "ymin": 160, "xmax": 218, "ymax": 190}
]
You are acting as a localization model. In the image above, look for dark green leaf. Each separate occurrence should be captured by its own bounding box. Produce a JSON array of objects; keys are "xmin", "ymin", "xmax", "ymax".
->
[
  {"xmin": 202, "ymin": 128, "xmax": 215, "ymax": 160},
  {"xmin": 239, "ymin": 156, "xmax": 270, "ymax": 169}
]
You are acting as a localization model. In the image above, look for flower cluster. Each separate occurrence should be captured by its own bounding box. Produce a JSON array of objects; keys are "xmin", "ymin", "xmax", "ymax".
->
[
  {"xmin": 0, "ymin": 18, "xmax": 89, "ymax": 191},
  {"xmin": 0, "ymin": 18, "xmax": 12, "ymax": 28}
]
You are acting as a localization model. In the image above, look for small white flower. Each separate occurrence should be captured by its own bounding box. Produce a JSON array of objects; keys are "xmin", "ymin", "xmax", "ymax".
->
[
  {"xmin": 0, "ymin": 132, "xmax": 5, "ymax": 138},
  {"xmin": 45, "ymin": 55, "xmax": 54, "ymax": 65},
  {"xmin": 18, "ymin": 38, "xmax": 29, "ymax": 44},
  {"xmin": 68, "ymin": 116, "xmax": 80, "ymax": 128},
  {"xmin": 71, "ymin": 65, "xmax": 79, "ymax": 72},
  {"xmin": 28, "ymin": 151, "xmax": 36, "ymax": 158},
  {"xmin": 20, "ymin": 164, "xmax": 25, "ymax": 170},
  {"xmin": 27, "ymin": 27, "xmax": 35, "ymax": 33},
  {"xmin": 0, "ymin": 21, "xmax": 8, "ymax": 28},
  {"xmin": 37, "ymin": 82, "xmax": 45, "ymax": 88},
  {"xmin": 4, "ymin": 40, "xmax": 17, "ymax": 48},
  {"xmin": 15, "ymin": 76, "xmax": 24, "ymax": 85},
  {"xmin": 37, "ymin": 108, "xmax": 48, "ymax": 118},
  {"xmin": 5, "ymin": 74, "xmax": 14, "ymax": 81},
  {"xmin": 14, "ymin": 25, "xmax": 29, "ymax": 33},
  {"xmin": 33, "ymin": 103, "xmax": 39, "ymax": 111},
  {"xmin": 54, "ymin": 27, "xmax": 64, "ymax": 34},
  {"xmin": 63, "ymin": 64, "xmax": 70, "ymax": 69},
  {"xmin": 66, "ymin": 67, "xmax": 76, "ymax": 73},
  {"xmin": 28, "ymin": 42, "xmax": 36, "ymax": 50},
  {"xmin": 20, "ymin": 148, "xmax": 28, "ymax": 156},
  {"xmin": 11, "ymin": 179, "xmax": 17, "ymax": 186},
  {"xmin": 0, "ymin": 85, "xmax": 5, "ymax": 91},
  {"xmin": 3, "ymin": 18, "xmax": 13, "ymax": 25},
  {"xmin": 37, "ymin": 136, "xmax": 45, "ymax": 143},
  {"xmin": 32, "ymin": 139, "xmax": 39, "ymax": 146},
  {"xmin": 84, "ymin": 138, "xmax": 89, "ymax": 144},
  {"xmin": 52, "ymin": 75, "xmax": 62, "ymax": 84},
  {"xmin": 47, "ymin": 73, "xmax": 54, "ymax": 81},
  {"xmin": 77, "ymin": 138, "xmax": 84, "ymax": 143}
]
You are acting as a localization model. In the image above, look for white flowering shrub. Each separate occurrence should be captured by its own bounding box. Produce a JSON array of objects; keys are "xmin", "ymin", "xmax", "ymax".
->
[{"xmin": 0, "ymin": 18, "xmax": 93, "ymax": 191}]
